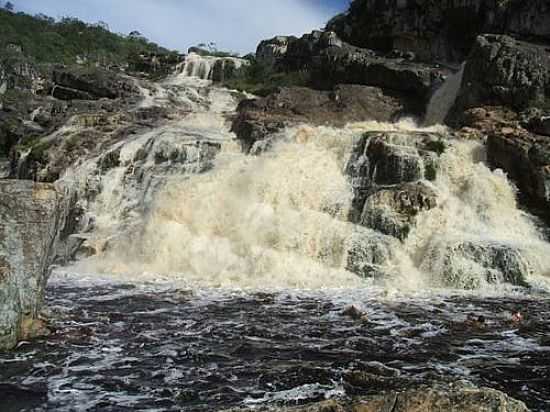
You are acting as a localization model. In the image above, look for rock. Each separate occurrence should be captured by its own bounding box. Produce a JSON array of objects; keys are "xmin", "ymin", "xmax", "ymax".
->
[
  {"xmin": 232, "ymin": 85, "xmax": 408, "ymax": 153},
  {"xmin": 310, "ymin": 44, "xmax": 444, "ymax": 104},
  {"xmin": 520, "ymin": 108, "xmax": 550, "ymax": 137},
  {"xmin": 345, "ymin": 229, "xmax": 399, "ymax": 278},
  {"xmin": 128, "ymin": 51, "xmax": 185, "ymax": 78},
  {"xmin": 226, "ymin": 381, "xmax": 530, "ymax": 412},
  {"xmin": 346, "ymin": 131, "xmax": 444, "ymax": 224},
  {"xmin": 0, "ymin": 181, "xmax": 63, "ymax": 350},
  {"xmin": 423, "ymin": 240, "xmax": 532, "ymax": 289},
  {"xmin": 361, "ymin": 182, "xmax": 437, "ymax": 241},
  {"xmin": 329, "ymin": 0, "xmax": 550, "ymax": 63},
  {"xmin": 450, "ymin": 35, "xmax": 550, "ymax": 123},
  {"xmin": 256, "ymin": 30, "xmax": 445, "ymax": 105},
  {"xmin": 477, "ymin": 109, "xmax": 550, "ymax": 219},
  {"xmin": 52, "ymin": 66, "xmax": 136, "ymax": 100},
  {"xmin": 211, "ymin": 58, "xmax": 240, "ymax": 82},
  {"xmin": 256, "ymin": 35, "xmax": 295, "ymax": 68}
]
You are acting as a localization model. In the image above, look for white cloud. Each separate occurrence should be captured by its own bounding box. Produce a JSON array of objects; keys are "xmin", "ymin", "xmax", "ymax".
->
[{"xmin": 18, "ymin": 0, "xmax": 339, "ymax": 54}]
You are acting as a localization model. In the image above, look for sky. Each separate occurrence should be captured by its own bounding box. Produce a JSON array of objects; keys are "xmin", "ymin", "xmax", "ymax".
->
[{"xmin": 16, "ymin": 0, "xmax": 351, "ymax": 55}]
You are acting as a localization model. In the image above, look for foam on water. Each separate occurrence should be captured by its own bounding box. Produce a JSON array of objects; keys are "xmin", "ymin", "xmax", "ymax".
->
[{"xmin": 64, "ymin": 78, "xmax": 550, "ymax": 292}]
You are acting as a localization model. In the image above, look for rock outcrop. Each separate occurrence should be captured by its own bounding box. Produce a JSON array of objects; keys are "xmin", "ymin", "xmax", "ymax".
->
[
  {"xmin": 0, "ymin": 180, "xmax": 64, "ymax": 350},
  {"xmin": 256, "ymin": 31, "xmax": 445, "ymax": 106},
  {"xmin": 346, "ymin": 131, "xmax": 443, "ymax": 226},
  {"xmin": 227, "ymin": 381, "xmax": 529, "ymax": 412},
  {"xmin": 51, "ymin": 66, "xmax": 137, "ymax": 101},
  {"xmin": 450, "ymin": 35, "xmax": 550, "ymax": 123},
  {"xmin": 232, "ymin": 85, "xmax": 410, "ymax": 153},
  {"xmin": 329, "ymin": 0, "xmax": 550, "ymax": 63},
  {"xmin": 457, "ymin": 106, "xmax": 550, "ymax": 222}
]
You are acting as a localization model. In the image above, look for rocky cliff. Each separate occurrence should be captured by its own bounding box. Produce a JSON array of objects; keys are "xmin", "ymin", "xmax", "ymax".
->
[
  {"xmin": 0, "ymin": 180, "xmax": 64, "ymax": 350},
  {"xmin": 328, "ymin": 0, "xmax": 550, "ymax": 62}
]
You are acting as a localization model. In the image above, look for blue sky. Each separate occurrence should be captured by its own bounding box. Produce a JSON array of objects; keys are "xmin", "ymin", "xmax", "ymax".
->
[{"xmin": 16, "ymin": 0, "xmax": 350, "ymax": 54}]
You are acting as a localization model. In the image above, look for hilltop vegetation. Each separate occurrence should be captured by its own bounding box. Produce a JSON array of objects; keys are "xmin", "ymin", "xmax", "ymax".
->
[{"xmin": 0, "ymin": 7, "xmax": 177, "ymax": 67}]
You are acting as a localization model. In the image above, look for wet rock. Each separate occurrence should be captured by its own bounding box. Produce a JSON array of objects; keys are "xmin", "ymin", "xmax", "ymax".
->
[
  {"xmin": 424, "ymin": 241, "xmax": 532, "ymax": 289},
  {"xmin": 228, "ymin": 381, "xmax": 529, "ymax": 411},
  {"xmin": 361, "ymin": 182, "xmax": 437, "ymax": 241},
  {"xmin": 346, "ymin": 131, "xmax": 444, "ymax": 224},
  {"xmin": 342, "ymin": 305, "xmax": 366, "ymax": 321},
  {"xmin": 455, "ymin": 106, "xmax": 550, "ymax": 223},
  {"xmin": 0, "ymin": 181, "xmax": 64, "ymax": 350},
  {"xmin": 345, "ymin": 230, "xmax": 398, "ymax": 278},
  {"xmin": 450, "ymin": 35, "xmax": 550, "ymax": 123},
  {"xmin": 329, "ymin": 0, "xmax": 550, "ymax": 63},
  {"xmin": 232, "ymin": 85, "xmax": 408, "ymax": 153},
  {"xmin": 343, "ymin": 370, "xmax": 412, "ymax": 395}
]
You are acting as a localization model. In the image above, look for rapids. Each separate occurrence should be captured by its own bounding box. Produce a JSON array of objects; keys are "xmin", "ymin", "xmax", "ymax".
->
[
  {"xmin": 63, "ymin": 56, "xmax": 550, "ymax": 292},
  {"xmin": 2, "ymin": 54, "xmax": 550, "ymax": 412}
]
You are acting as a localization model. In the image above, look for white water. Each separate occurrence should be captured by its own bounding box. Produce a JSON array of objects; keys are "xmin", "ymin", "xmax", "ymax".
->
[
  {"xmin": 63, "ymin": 74, "xmax": 550, "ymax": 291},
  {"xmin": 175, "ymin": 52, "xmax": 248, "ymax": 81},
  {"xmin": 424, "ymin": 64, "xmax": 465, "ymax": 126}
]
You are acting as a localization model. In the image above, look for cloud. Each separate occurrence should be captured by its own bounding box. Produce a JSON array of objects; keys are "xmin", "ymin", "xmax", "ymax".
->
[{"xmin": 17, "ymin": 0, "xmax": 344, "ymax": 54}]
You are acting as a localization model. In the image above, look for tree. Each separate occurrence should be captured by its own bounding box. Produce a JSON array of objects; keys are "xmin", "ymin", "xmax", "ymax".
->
[
  {"xmin": 4, "ymin": 1, "xmax": 14, "ymax": 11},
  {"xmin": 129, "ymin": 30, "xmax": 142, "ymax": 38}
]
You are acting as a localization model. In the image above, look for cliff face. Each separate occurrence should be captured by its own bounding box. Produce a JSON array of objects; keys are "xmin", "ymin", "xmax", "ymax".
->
[
  {"xmin": 329, "ymin": 0, "xmax": 550, "ymax": 62},
  {"xmin": 0, "ymin": 181, "xmax": 64, "ymax": 350}
]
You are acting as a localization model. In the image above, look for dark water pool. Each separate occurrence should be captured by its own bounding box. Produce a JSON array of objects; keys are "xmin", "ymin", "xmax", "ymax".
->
[{"xmin": 1, "ymin": 277, "xmax": 550, "ymax": 411}]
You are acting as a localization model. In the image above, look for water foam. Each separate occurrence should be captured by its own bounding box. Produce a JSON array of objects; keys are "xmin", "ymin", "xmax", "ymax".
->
[{"xmin": 67, "ymin": 80, "xmax": 550, "ymax": 291}]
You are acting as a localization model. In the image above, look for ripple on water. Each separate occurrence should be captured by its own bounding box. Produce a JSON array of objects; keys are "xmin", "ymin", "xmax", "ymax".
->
[{"xmin": 1, "ymin": 274, "xmax": 550, "ymax": 411}]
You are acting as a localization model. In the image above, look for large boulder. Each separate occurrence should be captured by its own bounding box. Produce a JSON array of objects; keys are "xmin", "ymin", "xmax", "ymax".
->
[
  {"xmin": 226, "ymin": 381, "xmax": 529, "ymax": 412},
  {"xmin": 360, "ymin": 182, "xmax": 437, "ymax": 240},
  {"xmin": 454, "ymin": 105, "xmax": 550, "ymax": 223},
  {"xmin": 487, "ymin": 128, "xmax": 550, "ymax": 217},
  {"xmin": 450, "ymin": 35, "xmax": 550, "ymax": 123},
  {"xmin": 232, "ymin": 85, "xmax": 409, "ymax": 153},
  {"xmin": 329, "ymin": 0, "xmax": 550, "ymax": 63},
  {"xmin": 0, "ymin": 181, "xmax": 64, "ymax": 350},
  {"xmin": 256, "ymin": 36, "xmax": 295, "ymax": 68},
  {"xmin": 422, "ymin": 240, "xmax": 532, "ymax": 289},
  {"xmin": 345, "ymin": 131, "xmax": 444, "ymax": 224},
  {"xmin": 51, "ymin": 66, "xmax": 136, "ymax": 100},
  {"xmin": 255, "ymin": 30, "xmax": 445, "ymax": 106}
]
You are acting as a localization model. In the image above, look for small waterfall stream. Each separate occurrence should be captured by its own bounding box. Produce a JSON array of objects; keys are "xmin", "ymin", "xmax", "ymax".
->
[{"xmin": 424, "ymin": 63, "xmax": 465, "ymax": 125}]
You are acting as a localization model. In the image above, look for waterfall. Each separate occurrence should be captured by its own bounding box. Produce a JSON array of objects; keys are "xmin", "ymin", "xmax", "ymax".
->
[
  {"xmin": 175, "ymin": 52, "xmax": 248, "ymax": 81},
  {"xmin": 64, "ymin": 79, "xmax": 550, "ymax": 291},
  {"xmin": 424, "ymin": 63, "xmax": 465, "ymax": 126}
]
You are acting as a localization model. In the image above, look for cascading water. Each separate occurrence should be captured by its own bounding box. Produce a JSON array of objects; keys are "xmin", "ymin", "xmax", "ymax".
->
[
  {"xmin": 67, "ymin": 75, "xmax": 550, "ymax": 290},
  {"xmin": 175, "ymin": 52, "xmax": 248, "ymax": 81},
  {"xmin": 7, "ymin": 59, "xmax": 550, "ymax": 412},
  {"xmin": 424, "ymin": 63, "xmax": 465, "ymax": 126}
]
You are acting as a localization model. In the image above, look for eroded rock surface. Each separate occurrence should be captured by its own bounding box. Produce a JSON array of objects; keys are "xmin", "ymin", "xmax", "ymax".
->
[
  {"xmin": 0, "ymin": 180, "xmax": 63, "ymax": 350},
  {"xmin": 227, "ymin": 381, "xmax": 530, "ymax": 412},
  {"xmin": 450, "ymin": 35, "xmax": 550, "ymax": 122},
  {"xmin": 232, "ymin": 85, "xmax": 408, "ymax": 153},
  {"xmin": 329, "ymin": 0, "xmax": 550, "ymax": 62}
]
